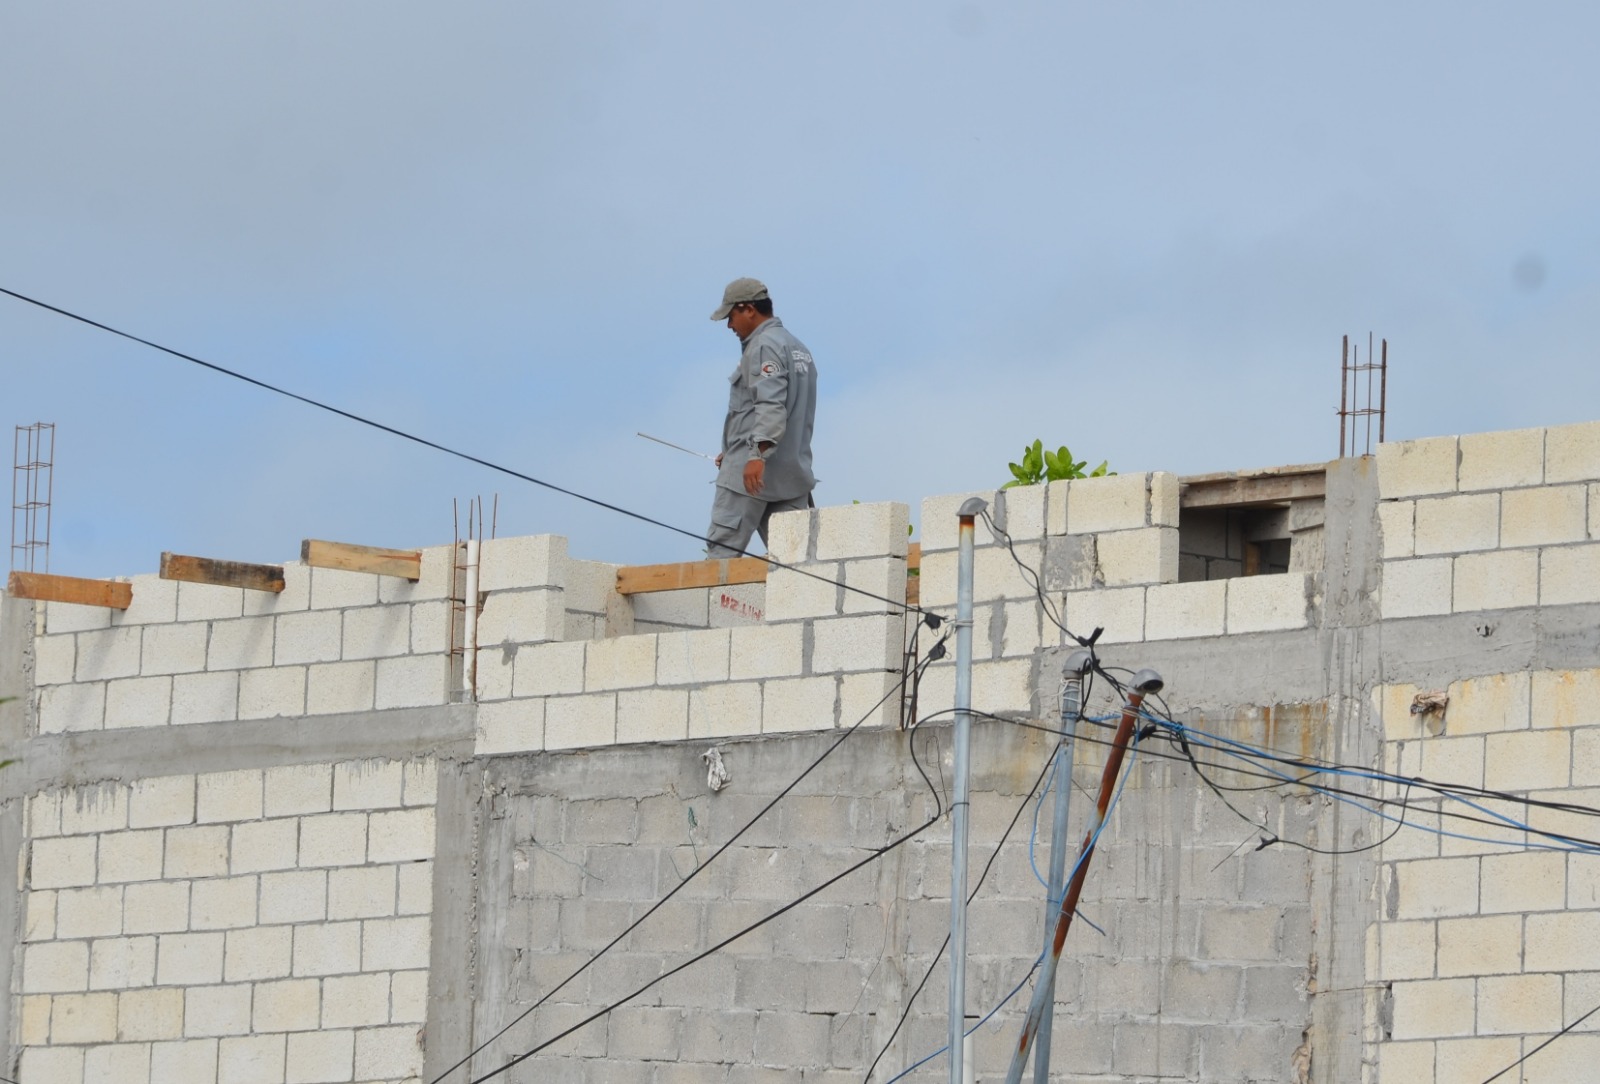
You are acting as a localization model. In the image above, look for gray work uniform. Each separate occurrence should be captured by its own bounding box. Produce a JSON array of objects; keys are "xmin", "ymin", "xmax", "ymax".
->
[{"xmin": 705, "ymin": 316, "xmax": 818, "ymax": 557}]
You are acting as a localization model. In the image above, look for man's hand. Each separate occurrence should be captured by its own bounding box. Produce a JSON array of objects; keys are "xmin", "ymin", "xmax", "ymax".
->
[
  {"xmin": 715, "ymin": 452, "xmax": 723, "ymax": 468},
  {"xmin": 743, "ymin": 457, "xmax": 765, "ymax": 495}
]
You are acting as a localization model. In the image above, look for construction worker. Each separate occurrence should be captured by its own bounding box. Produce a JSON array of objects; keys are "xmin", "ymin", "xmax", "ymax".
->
[{"xmin": 705, "ymin": 277, "xmax": 818, "ymax": 558}]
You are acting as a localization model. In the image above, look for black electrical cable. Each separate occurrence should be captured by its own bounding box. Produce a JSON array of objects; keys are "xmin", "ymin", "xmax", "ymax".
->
[
  {"xmin": 465, "ymin": 702, "xmax": 956, "ymax": 1084},
  {"xmin": 862, "ymin": 740, "xmax": 1058, "ymax": 1083},
  {"xmin": 429, "ymin": 629, "xmax": 950, "ymax": 1084},
  {"xmin": 0, "ymin": 285, "xmax": 938, "ymax": 619},
  {"xmin": 1479, "ymin": 998, "xmax": 1600, "ymax": 1083}
]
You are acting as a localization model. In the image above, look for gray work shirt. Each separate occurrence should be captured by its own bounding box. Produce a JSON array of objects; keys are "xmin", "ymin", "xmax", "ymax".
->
[{"xmin": 716, "ymin": 316, "xmax": 818, "ymax": 503}]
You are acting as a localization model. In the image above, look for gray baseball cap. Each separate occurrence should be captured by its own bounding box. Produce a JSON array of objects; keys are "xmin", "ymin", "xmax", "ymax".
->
[{"xmin": 710, "ymin": 277, "xmax": 769, "ymax": 320}]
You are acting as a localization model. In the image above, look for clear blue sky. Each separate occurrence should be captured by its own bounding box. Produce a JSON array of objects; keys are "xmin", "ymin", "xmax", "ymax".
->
[{"xmin": 4, "ymin": 2, "xmax": 1597, "ymax": 578}]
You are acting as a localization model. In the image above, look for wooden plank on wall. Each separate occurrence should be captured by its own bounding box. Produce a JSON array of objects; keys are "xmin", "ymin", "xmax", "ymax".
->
[
  {"xmin": 301, "ymin": 539, "xmax": 421, "ymax": 580},
  {"xmin": 6, "ymin": 571, "xmax": 132, "ymax": 610},
  {"xmin": 616, "ymin": 556, "xmax": 770, "ymax": 596},
  {"xmin": 160, "ymin": 552, "xmax": 286, "ymax": 594},
  {"xmin": 1180, "ymin": 471, "xmax": 1327, "ymax": 509}
]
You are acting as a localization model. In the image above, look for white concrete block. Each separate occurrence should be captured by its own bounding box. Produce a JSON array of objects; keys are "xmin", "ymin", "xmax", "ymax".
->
[
  {"xmin": 1592, "ymin": 484, "xmax": 1600, "ymax": 539},
  {"xmin": 178, "ymin": 582, "xmax": 244, "ymax": 622},
  {"xmin": 33, "ymin": 633, "xmax": 75, "ymax": 686},
  {"xmin": 397, "ymin": 861, "xmax": 432, "ymax": 916},
  {"xmin": 104, "ymin": 675, "xmax": 172, "ymax": 729},
  {"xmin": 839, "ymin": 670, "xmax": 900, "ymax": 730},
  {"xmin": 306, "ymin": 660, "xmax": 376, "ymax": 716},
  {"xmin": 762, "ymin": 675, "xmax": 837, "ymax": 733},
  {"xmin": 171, "ymin": 671, "xmax": 239, "ymax": 726},
  {"xmin": 328, "ymin": 866, "xmax": 397, "ymax": 920},
  {"xmin": 27, "ymin": 790, "xmax": 63, "ymax": 838},
  {"xmin": 292, "ymin": 921, "xmax": 363, "ymax": 977},
  {"xmin": 561, "ymin": 556, "xmax": 617, "ymax": 615},
  {"xmin": 49, "ymin": 990, "xmax": 118, "ymax": 1043},
  {"xmin": 76, "ymin": 625, "xmax": 141, "ymax": 682},
  {"xmin": 333, "ymin": 760, "xmax": 404, "ymax": 811},
  {"xmin": 259, "ymin": 870, "xmax": 327, "ymax": 926},
  {"xmin": 310, "ymin": 566, "xmax": 380, "ymax": 609},
  {"xmin": 224, "ymin": 925, "xmax": 299, "ymax": 985},
  {"xmin": 253, "ymin": 977, "xmax": 322, "ymax": 1032},
  {"xmin": 163, "ymin": 825, "xmax": 229, "ymax": 879},
  {"xmin": 543, "ymin": 694, "xmax": 617, "ymax": 750},
  {"xmin": 140, "ymin": 621, "xmax": 207, "ymax": 675},
  {"xmin": 1381, "ymin": 558, "xmax": 1454, "ymax": 619},
  {"xmin": 728, "ymin": 623, "xmax": 805, "ymax": 680},
  {"xmin": 1499, "ymin": 485, "xmax": 1587, "ymax": 549},
  {"xmin": 118, "ymin": 986, "xmax": 185, "ymax": 1041},
  {"xmin": 1458, "ymin": 426, "xmax": 1545, "ymax": 491},
  {"xmin": 47, "ymin": 598, "xmax": 111, "ymax": 633},
  {"xmin": 1144, "ymin": 581, "xmax": 1226, "ymax": 641},
  {"xmin": 238, "ymin": 666, "xmax": 306, "ymax": 720},
  {"xmin": 197, "ymin": 769, "xmax": 264, "ymax": 824},
  {"xmin": 973, "ymin": 542, "xmax": 1046, "ymax": 601},
  {"xmin": 992, "ymin": 598, "xmax": 1044, "ymax": 657},
  {"xmin": 375, "ymin": 654, "xmax": 447, "ymax": 708},
  {"xmin": 84, "ymin": 1039, "xmax": 153, "ymax": 1082},
  {"xmin": 710, "ymin": 583, "xmax": 765, "ymax": 627},
  {"xmin": 275, "ymin": 610, "xmax": 342, "ymax": 665},
  {"xmin": 811, "ymin": 615, "xmax": 900, "ymax": 674},
  {"xmin": 689, "ymin": 682, "xmax": 762, "ymax": 739},
  {"xmin": 617, "ymin": 687, "xmax": 690, "ymax": 744},
  {"xmin": 1453, "ymin": 549, "xmax": 1539, "ymax": 613},
  {"xmin": 60, "ymin": 786, "xmax": 130, "ymax": 835},
  {"xmin": 1149, "ymin": 472, "xmax": 1180, "ymax": 527},
  {"xmin": 149, "ymin": 1038, "xmax": 217, "ymax": 1081},
  {"xmin": 19, "ymin": 1047, "xmax": 86, "ymax": 1082},
  {"xmin": 157, "ymin": 931, "xmax": 225, "ymax": 985},
  {"xmin": 1061, "ymin": 587, "xmax": 1144, "ymax": 645},
  {"xmin": 244, "ymin": 559, "xmax": 311, "ymax": 615},
  {"xmin": 218, "ymin": 1034, "xmax": 285, "ymax": 1080},
  {"xmin": 322, "ymin": 972, "xmax": 389, "ymax": 1028},
  {"xmin": 287, "ymin": 1030, "xmax": 354, "ymax": 1084},
  {"xmin": 765, "ymin": 564, "xmax": 838, "ymax": 621},
  {"xmin": 1377, "ymin": 435, "xmax": 1458, "ymax": 499},
  {"xmin": 264, "ymin": 764, "xmax": 333, "ymax": 817},
  {"xmin": 130, "ymin": 776, "xmax": 195, "ymax": 829},
  {"xmin": 299, "ymin": 812, "xmax": 369, "ymax": 867},
  {"xmin": 123, "ymin": 881, "xmax": 190, "ymax": 935},
  {"xmin": 90, "ymin": 935, "xmax": 157, "ymax": 990},
  {"xmin": 24, "ymin": 940, "xmax": 89, "ymax": 992},
  {"xmin": 916, "ymin": 548, "xmax": 957, "ymax": 608},
  {"xmin": 116, "ymin": 575, "xmax": 177, "ymax": 625},
  {"xmin": 1541, "ymin": 543, "xmax": 1600, "ymax": 606},
  {"xmin": 207, "ymin": 615, "xmax": 275, "ymax": 671},
  {"xmin": 190, "ymin": 875, "xmax": 259, "ymax": 930},
  {"xmin": 1096, "ymin": 527, "xmax": 1179, "ymax": 587},
  {"xmin": 512, "ymin": 639, "xmax": 587, "ymax": 697},
  {"xmin": 32, "ymin": 835, "xmax": 97, "ymax": 888},
  {"xmin": 584, "ymin": 633, "xmax": 659, "ymax": 690},
  {"xmin": 842, "ymin": 557, "xmax": 907, "ymax": 615},
  {"xmin": 1484, "ymin": 728, "xmax": 1572, "ymax": 791},
  {"xmin": 25, "ymin": 889, "xmax": 56, "ymax": 941},
  {"xmin": 1067, "ymin": 473, "xmax": 1150, "ymax": 534},
  {"xmin": 1414, "ymin": 492, "xmax": 1499, "ymax": 554},
  {"xmin": 410, "ymin": 598, "xmax": 452, "ymax": 655},
  {"xmin": 354, "ymin": 1024, "xmax": 423, "ymax": 1080},
  {"xmin": 920, "ymin": 490, "xmax": 997, "ymax": 551},
  {"xmin": 1378, "ymin": 500, "xmax": 1415, "ymax": 559},
  {"xmin": 1227, "ymin": 573, "xmax": 1312, "ymax": 633},
  {"xmin": 57, "ymin": 884, "xmax": 124, "ymax": 938},
  {"xmin": 361, "ymin": 915, "xmax": 430, "ymax": 970},
  {"xmin": 631, "ymin": 586, "xmax": 710, "ymax": 628},
  {"xmin": 379, "ymin": 544, "xmax": 455, "ymax": 603},
  {"xmin": 816, "ymin": 500, "xmax": 910, "ymax": 560},
  {"xmin": 1001, "ymin": 482, "xmax": 1047, "ymax": 541},
  {"xmin": 392, "ymin": 968, "xmax": 428, "ymax": 1023},
  {"xmin": 99, "ymin": 828, "xmax": 166, "ymax": 883},
  {"xmin": 1546, "ymin": 420, "xmax": 1600, "ymax": 483},
  {"xmin": 655, "ymin": 629, "xmax": 730, "ymax": 685},
  {"xmin": 478, "ymin": 588, "xmax": 564, "ymax": 646},
  {"xmin": 231, "ymin": 818, "xmax": 300, "ymax": 874},
  {"xmin": 766, "ymin": 507, "xmax": 813, "ymax": 563},
  {"xmin": 476, "ymin": 699, "xmax": 545, "ymax": 755},
  {"xmin": 340, "ymin": 604, "xmax": 410, "ymax": 659},
  {"xmin": 971, "ymin": 658, "xmax": 1034, "ymax": 714},
  {"xmin": 479, "ymin": 533, "xmax": 568, "ymax": 591},
  {"xmin": 38, "ymin": 680, "xmax": 105, "ymax": 734}
]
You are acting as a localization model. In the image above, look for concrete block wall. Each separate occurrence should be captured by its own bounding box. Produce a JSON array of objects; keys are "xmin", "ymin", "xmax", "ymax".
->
[
  {"xmin": 16, "ymin": 757, "xmax": 437, "ymax": 1084},
  {"xmin": 1376, "ymin": 422, "xmax": 1600, "ymax": 620},
  {"xmin": 1368, "ymin": 668, "xmax": 1600, "ymax": 1083}
]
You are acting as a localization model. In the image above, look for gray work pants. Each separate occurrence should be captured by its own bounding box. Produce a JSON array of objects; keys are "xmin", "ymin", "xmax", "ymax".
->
[{"xmin": 705, "ymin": 486, "xmax": 812, "ymax": 558}]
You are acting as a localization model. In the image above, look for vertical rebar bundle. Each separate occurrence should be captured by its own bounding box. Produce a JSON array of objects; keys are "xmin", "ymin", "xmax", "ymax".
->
[
  {"xmin": 1338, "ymin": 334, "xmax": 1388, "ymax": 457},
  {"xmin": 11, "ymin": 422, "xmax": 55, "ymax": 574}
]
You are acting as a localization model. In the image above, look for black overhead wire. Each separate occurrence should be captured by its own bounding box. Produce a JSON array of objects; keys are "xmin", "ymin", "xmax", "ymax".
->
[
  {"xmin": 432, "ymin": 625, "xmax": 951, "ymax": 1084},
  {"xmin": 0, "ymin": 285, "xmax": 937, "ymax": 619}
]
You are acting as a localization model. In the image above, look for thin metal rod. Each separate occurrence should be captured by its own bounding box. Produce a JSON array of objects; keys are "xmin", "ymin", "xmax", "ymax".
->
[
  {"xmin": 1004, "ymin": 686, "xmax": 1151, "ymax": 1083},
  {"xmin": 1379, "ymin": 338, "xmax": 1388, "ymax": 445},
  {"xmin": 1031, "ymin": 671, "xmax": 1084, "ymax": 1084},
  {"xmin": 948, "ymin": 505, "xmax": 980, "ymax": 1084},
  {"xmin": 1339, "ymin": 335, "xmax": 1348, "ymax": 457},
  {"xmin": 637, "ymin": 431, "xmax": 716, "ymax": 461}
]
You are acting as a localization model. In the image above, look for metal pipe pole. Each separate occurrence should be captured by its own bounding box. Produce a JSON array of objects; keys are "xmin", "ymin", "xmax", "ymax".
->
[
  {"xmin": 948, "ymin": 497, "xmax": 985, "ymax": 1084},
  {"xmin": 1004, "ymin": 669, "xmax": 1164, "ymax": 1084},
  {"xmin": 1031, "ymin": 650, "xmax": 1093, "ymax": 1084}
]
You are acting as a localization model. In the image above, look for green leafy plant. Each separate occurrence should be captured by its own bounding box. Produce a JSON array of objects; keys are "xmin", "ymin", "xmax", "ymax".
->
[{"xmin": 1002, "ymin": 440, "xmax": 1111, "ymax": 489}]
